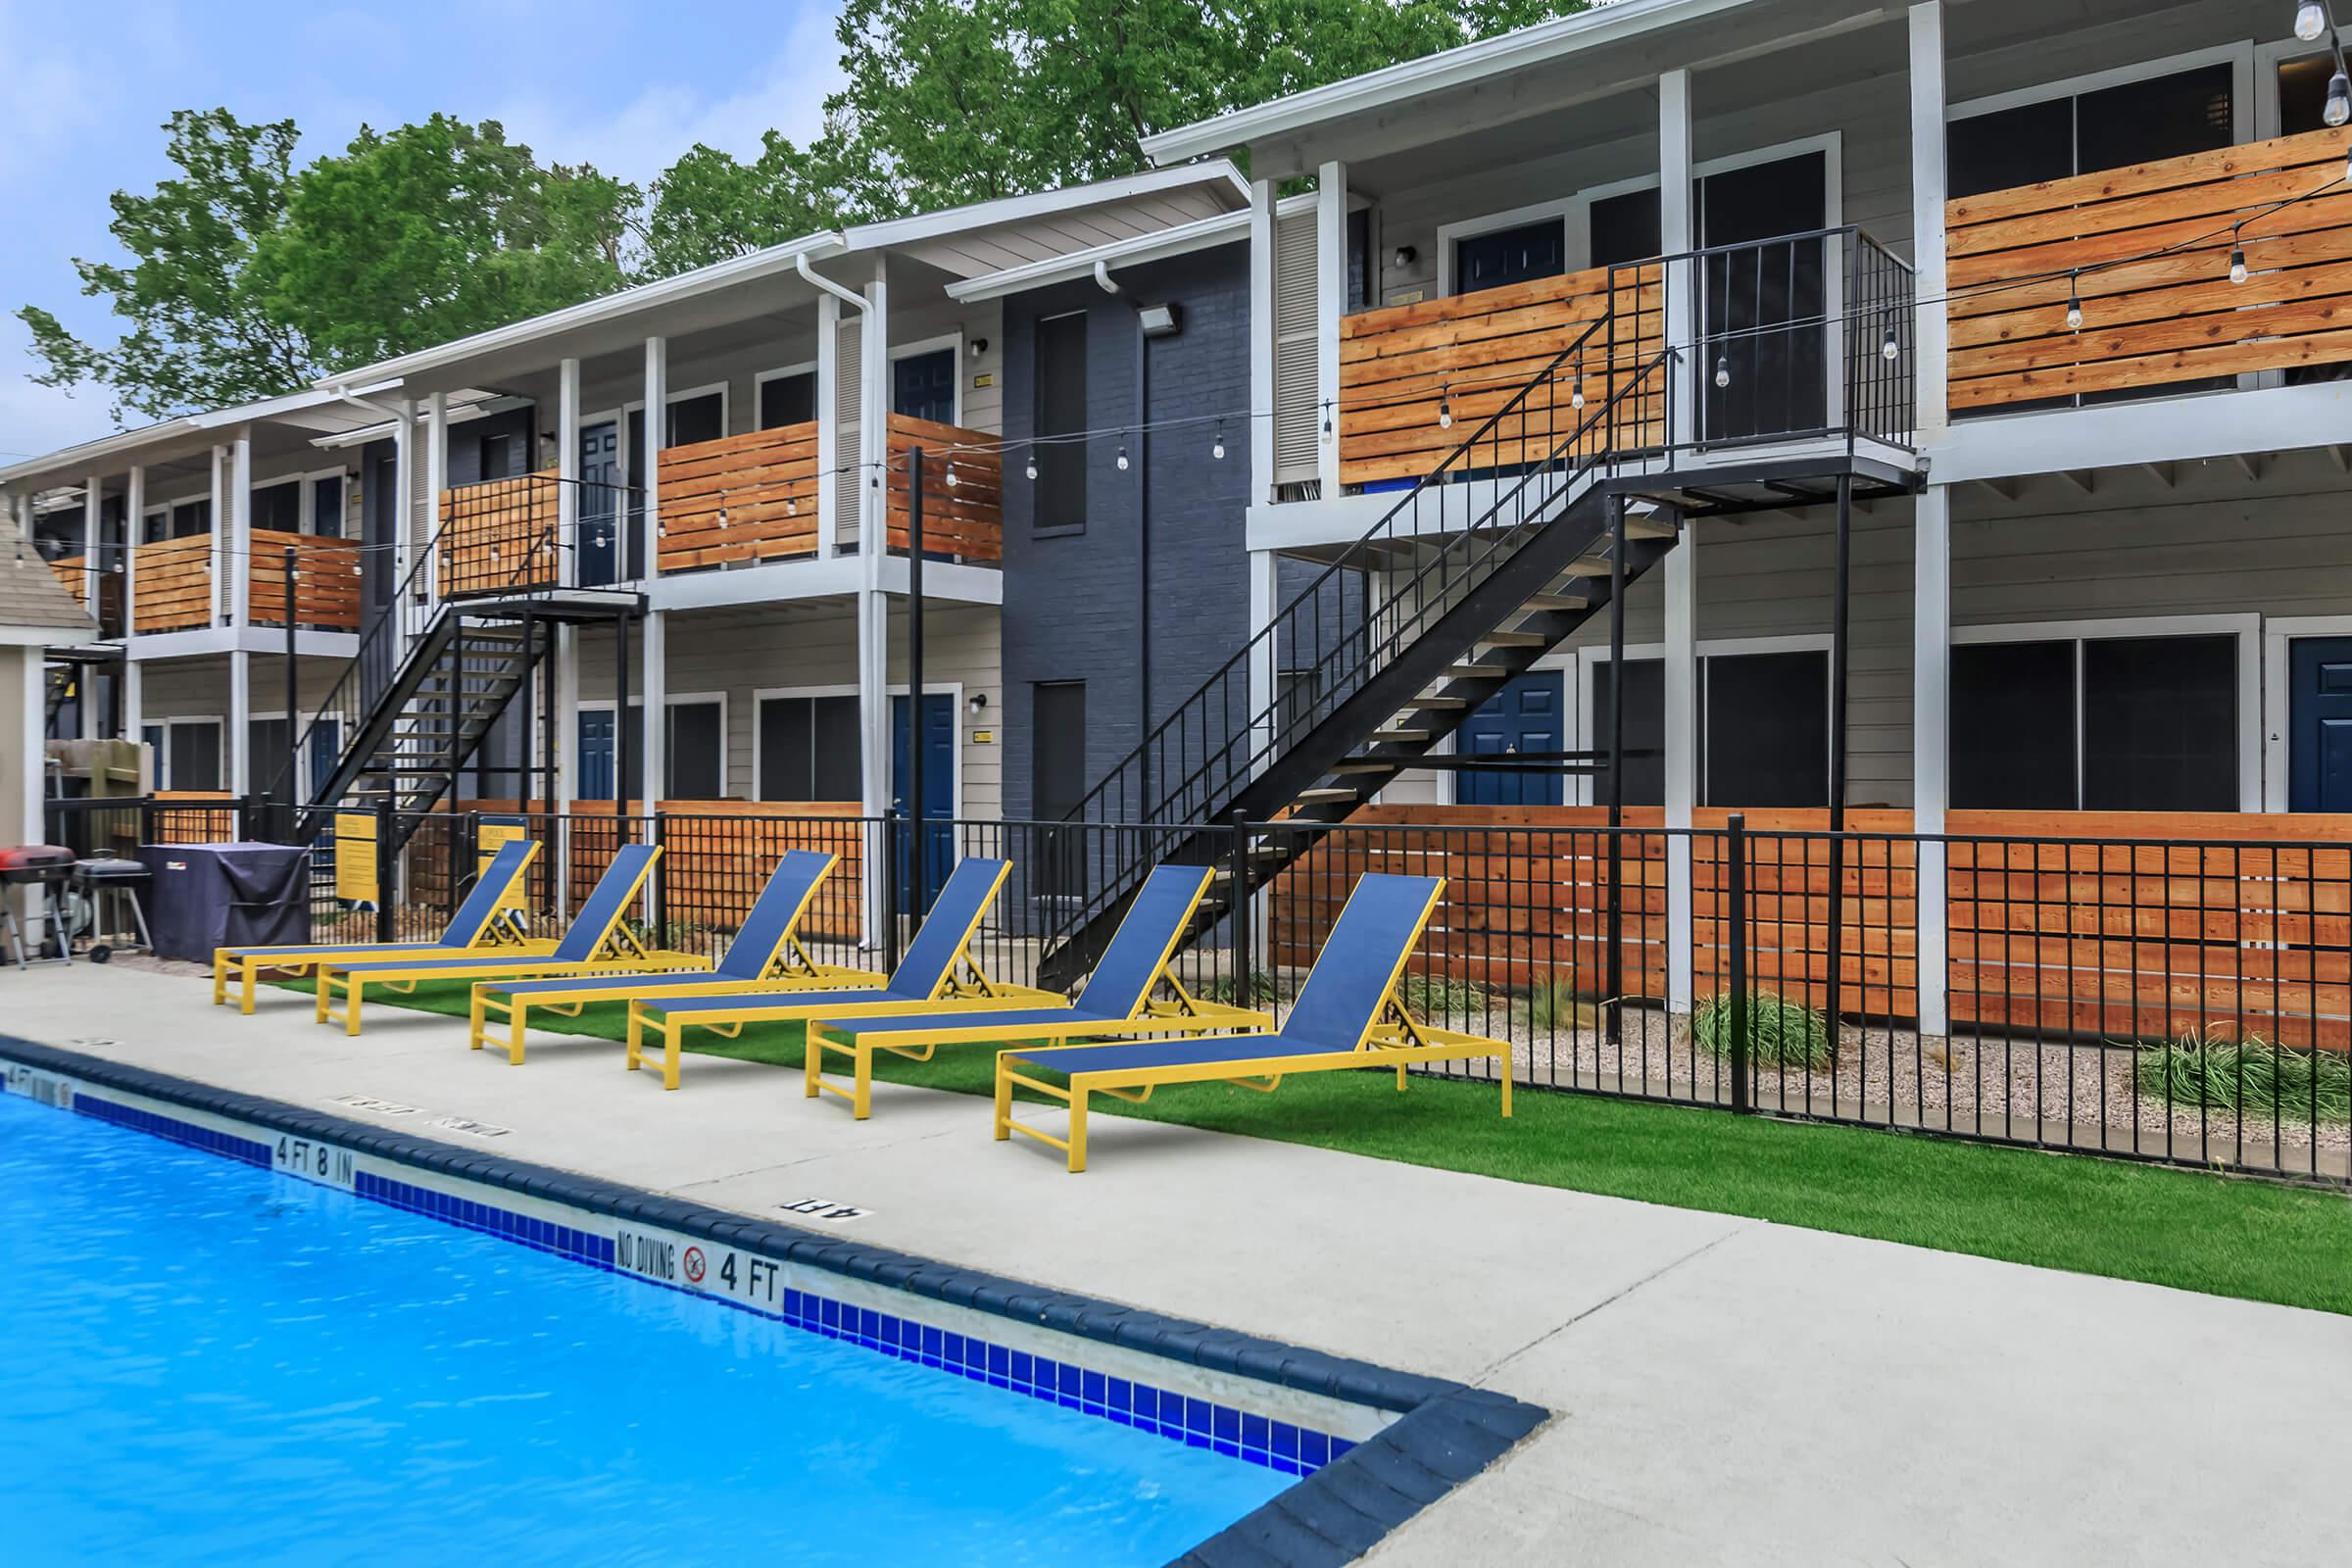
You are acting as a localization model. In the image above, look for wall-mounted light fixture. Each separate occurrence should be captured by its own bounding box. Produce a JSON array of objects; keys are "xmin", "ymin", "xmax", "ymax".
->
[
  {"xmin": 968, "ymin": 338, "xmax": 989, "ymax": 358},
  {"xmin": 1393, "ymin": 245, "xmax": 1417, "ymax": 268},
  {"xmin": 966, "ymin": 692, "xmax": 989, "ymax": 716},
  {"xmin": 1137, "ymin": 302, "xmax": 1183, "ymax": 338}
]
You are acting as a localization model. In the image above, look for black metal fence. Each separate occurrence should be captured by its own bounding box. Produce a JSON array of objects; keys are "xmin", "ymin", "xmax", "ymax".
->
[{"xmin": 41, "ymin": 797, "xmax": 2348, "ymax": 1186}]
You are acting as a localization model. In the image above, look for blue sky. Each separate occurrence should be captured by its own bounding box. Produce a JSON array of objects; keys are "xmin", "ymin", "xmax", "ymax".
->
[{"xmin": 0, "ymin": 0, "xmax": 844, "ymax": 460}]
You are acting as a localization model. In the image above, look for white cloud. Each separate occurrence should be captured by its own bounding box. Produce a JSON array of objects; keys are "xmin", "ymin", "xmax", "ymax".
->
[{"xmin": 491, "ymin": 5, "xmax": 846, "ymax": 185}]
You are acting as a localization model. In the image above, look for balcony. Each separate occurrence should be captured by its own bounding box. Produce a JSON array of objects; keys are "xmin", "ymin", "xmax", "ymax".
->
[
  {"xmin": 883, "ymin": 414, "xmax": 1002, "ymax": 562},
  {"xmin": 1947, "ymin": 126, "xmax": 2352, "ymax": 411},
  {"xmin": 656, "ymin": 424, "xmax": 817, "ymax": 571},
  {"xmin": 246, "ymin": 529, "xmax": 363, "ymax": 631},
  {"xmin": 131, "ymin": 535, "xmax": 217, "ymax": 634},
  {"xmin": 438, "ymin": 471, "xmax": 566, "ymax": 597}
]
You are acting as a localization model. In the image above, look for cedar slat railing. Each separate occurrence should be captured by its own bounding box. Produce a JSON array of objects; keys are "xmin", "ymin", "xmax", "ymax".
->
[
  {"xmin": 247, "ymin": 529, "xmax": 363, "ymax": 631},
  {"xmin": 657, "ymin": 422, "xmax": 819, "ymax": 572},
  {"xmin": 49, "ymin": 556, "xmax": 87, "ymax": 608},
  {"xmin": 1337, "ymin": 262, "xmax": 1663, "ymax": 486},
  {"xmin": 1272, "ymin": 805, "xmax": 2352, "ymax": 1050},
  {"xmin": 886, "ymin": 413, "xmax": 1002, "ymax": 561},
  {"xmin": 132, "ymin": 535, "xmax": 216, "ymax": 633},
  {"xmin": 438, "ymin": 471, "xmax": 563, "ymax": 595},
  {"xmin": 1947, "ymin": 125, "xmax": 2352, "ymax": 409}
]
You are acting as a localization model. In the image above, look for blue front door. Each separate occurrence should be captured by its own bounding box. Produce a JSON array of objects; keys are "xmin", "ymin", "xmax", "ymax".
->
[
  {"xmin": 2289, "ymin": 638, "xmax": 2352, "ymax": 810},
  {"xmin": 1457, "ymin": 671, "xmax": 1563, "ymax": 807},
  {"xmin": 576, "ymin": 422, "xmax": 620, "ymax": 585},
  {"xmin": 892, "ymin": 693, "xmax": 956, "ymax": 906},
  {"xmin": 577, "ymin": 710, "xmax": 618, "ymax": 801}
]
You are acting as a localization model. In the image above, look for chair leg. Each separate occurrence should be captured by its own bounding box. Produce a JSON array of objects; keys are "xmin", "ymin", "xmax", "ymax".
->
[
  {"xmin": 1067, "ymin": 1088, "xmax": 1089, "ymax": 1174},
  {"xmin": 1500, "ymin": 1065, "xmax": 1513, "ymax": 1118},
  {"xmin": 626, "ymin": 1007, "xmax": 644, "ymax": 1072},
  {"xmin": 993, "ymin": 1061, "xmax": 1012, "ymax": 1141},
  {"xmin": 507, "ymin": 1001, "xmax": 528, "ymax": 1066},
  {"xmin": 344, "ymin": 980, "xmax": 364, "ymax": 1038},
  {"xmin": 314, "ymin": 974, "xmax": 330, "ymax": 1023},
  {"xmin": 467, "ymin": 989, "xmax": 486, "ymax": 1052},
  {"xmin": 804, "ymin": 1034, "xmax": 823, "ymax": 1100},
  {"xmin": 662, "ymin": 1025, "xmax": 682, "ymax": 1091},
  {"xmin": 241, "ymin": 964, "xmax": 259, "ymax": 1016},
  {"xmin": 853, "ymin": 1047, "xmax": 872, "ymax": 1121},
  {"xmin": 211, "ymin": 955, "xmax": 227, "ymax": 1006}
]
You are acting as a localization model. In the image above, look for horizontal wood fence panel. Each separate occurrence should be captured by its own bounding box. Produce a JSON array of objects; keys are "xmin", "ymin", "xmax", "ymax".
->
[
  {"xmin": 885, "ymin": 415, "xmax": 1002, "ymax": 562},
  {"xmin": 132, "ymin": 535, "xmax": 216, "ymax": 633},
  {"xmin": 439, "ymin": 472, "xmax": 562, "ymax": 595},
  {"xmin": 246, "ymin": 529, "xmax": 362, "ymax": 631},
  {"xmin": 658, "ymin": 423, "xmax": 819, "ymax": 572}
]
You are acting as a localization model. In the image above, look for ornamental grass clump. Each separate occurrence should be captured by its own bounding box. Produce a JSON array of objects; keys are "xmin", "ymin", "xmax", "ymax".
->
[
  {"xmin": 2133, "ymin": 1033, "xmax": 2351, "ymax": 1123},
  {"xmin": 1690, "ymin": 990, "xmax": 1834, "ymax": 1070}
]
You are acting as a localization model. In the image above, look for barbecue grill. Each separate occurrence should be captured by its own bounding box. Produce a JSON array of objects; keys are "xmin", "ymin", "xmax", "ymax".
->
[{"xmin": 0, "ymin": 845, "xmax": 76, "ymax": 967}]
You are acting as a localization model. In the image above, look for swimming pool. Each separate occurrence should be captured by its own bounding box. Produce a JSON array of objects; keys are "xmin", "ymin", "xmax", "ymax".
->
[{"xmin": 0, "ymin": 1087, "xmax": 1291, "ymax": 1564}]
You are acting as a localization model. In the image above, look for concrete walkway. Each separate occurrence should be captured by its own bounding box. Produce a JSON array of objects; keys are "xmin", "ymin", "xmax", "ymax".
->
[{"xmin": 7, "ymin": 962, "xmax": 2346, "ymax": 1566}]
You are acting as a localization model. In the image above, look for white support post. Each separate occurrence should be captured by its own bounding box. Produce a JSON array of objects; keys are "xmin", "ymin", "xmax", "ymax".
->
[
  {"xmin": 1246, "ymin": 548, "xmax": 1280, "ymax": 774},
  {"xmin": 389, "ymin": 400, "xmax": 413, "ymax": 621},
  {"xmin": 1314, "ymin": 160, "xmax": 1348, "ymax": 496},
  {"xmin": 815, "ymin": 294, "xmax": 842, "ymax": 557},
  {"xmin": 229, "ymin": 430, "xmax": 252, "ymax": 627},
  {"xmin": 1659, "ymin": 70, "xmax": 1696, "ymax": 455},
  {"xmin": 642, "ymin": 336, "xmax": 666, "ymax": 581},
  {"xmin": 123, "ymin": 464, "xmax": 143, "ymax": 649},
  {"xmin": 79, "ymin": 473, "xmax": 100, "ymax": 637},
  {"xmin": 422, "ymin": 392, "xmax": 448, "ymax": 602},
  {"xmin": 122, "ymin": 662, "xmax": 143, "ymax": 773},
  {"xmin": 641, "ymin": 609, "xmax": 667, "ymax": 808},
  {"xmin": 1913, "ymin": 484, "xmax": 1951, "ymax": 1038},
  {"xmin": 1249, "ymin": 177, "xmax": 1277, "ymax": 507},
  {"xmin": 558, "ymin": 358, "xmax": 582, "ymax": 588},
  {"xmin": 227, "ymin": 649, "xmax": 251, "ymax": 797},
  {"xmin": 208, "ymin": 445, "xmax": 228, "ymax": 627},
  {"xmin": 1908, "ymin": 1, "xmax": 1950, "ymax": 439},
  {"xmin": 16, "ymin": 648, "xmax": 41, "ymax": 845},
  {"xmin": 1663, "ymin": 514, "xmax": 1699, "ymax": 1013},
  {"xmin": 857, "ymin": 269, "xmax": 893, "ymax": 950}
]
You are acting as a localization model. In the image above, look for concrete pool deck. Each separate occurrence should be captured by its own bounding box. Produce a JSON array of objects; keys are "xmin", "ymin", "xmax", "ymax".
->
[{"xmin": 6, "ymin": 961, "xmax": 2347, "ymax": 1566}]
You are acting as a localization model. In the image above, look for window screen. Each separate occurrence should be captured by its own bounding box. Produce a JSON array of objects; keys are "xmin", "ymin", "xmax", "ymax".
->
[
  {"xmin": 666, "ymin": 701, "xmax": 724, "ymax": 799},
  {"xmin": 170, "ymin": 499, "xmax": 212, "ymax": 539},
  {"xmin": 170, "ymin": 722, "xmax": 222, "ymax": 793},
  {"xmin": 1704, "ymin": 651, "xmax": 1828, "ymax": 808},
  {"xmin": 759, "ymin": 696, "xmax": 862, "ymax": 801},
  {"xmin": 892, "ymin": 349, "xmax": 956, "ymax": 425},
  {"xmin": 760, "ymin": 372, "xmax": 816, "ymax": 429},
  {"xmin": 1590, "ymin": 658, "xmax": 1665, "ymax": 807},
  {"xmin": 1034, "ymin": 314, "xmax": 1088, "ymax": 531},
  {"xmin": 1951, "ymin": 640, "xmax": 2078, "ymax": 810},
  {"xmin": 2081, "ymin": 635, "xmax": 2236, "ymax": 810},
  {"xmin": 250, "ymin": 483, "xmax": 301, "ymax": 533},
  {"xmin": 666, "ymin": 393, "xmax": 725, "ymax": 448},
  {"xmin": 1032, "ymin": 682, "xmax": 1088, "ymax": 903},
  {"xmin": 1453, "ymin": 219, "xmax": 1566, "ymax": 293},
  {"xmin": 1589, "ymin": 188, "xmax": 1662, "ymax": 269},
  {"xmin": 310, "ymin": 474, "xmax": 346, "ymax": 536}
]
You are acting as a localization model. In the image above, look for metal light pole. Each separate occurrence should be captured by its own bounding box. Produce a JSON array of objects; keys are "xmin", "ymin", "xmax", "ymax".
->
[{"xmin": 907, "ymin": 446, "xmax": 927, "ymax": 912}]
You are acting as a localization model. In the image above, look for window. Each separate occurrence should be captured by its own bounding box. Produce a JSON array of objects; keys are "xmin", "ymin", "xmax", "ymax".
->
[
  {"xmin": 579, "ymin": 699, "xmax": 727, "ymax": 800},
  {"xmin": 1033, "ymin": 314, "xmax": 1088, "ymax": 532},
  {"xmin": 1950, "ymin": 633, "xmax": 2239, "ymax": 811},
  {"xmin": 1589, "ymin": 650, "xmax": 1831, "ymax": 808},
  {"xmin": 892, "ymin": 347, "xmax": 956, "ymax": 425},
  {"xmin": 628, "ymin": 391, "xmax": 726, "ymax": 466},
  {"xmin": 310, "ymin": 474, "xmax": 346, "ymax": 537},
  {"xmin": 758, "ymin": 695, "xmax": 862, "ymax": 802},
  {"xmin": 250, "ymin": 481, "xmax": 301, "ymax": 533},
  {"xmin": 144, "ymin": 718, "xmax": 222, "ymax": 792},
  {"xmin": 478, "ymin": 432, "xmax": 521, "ymax": 481},
  {"xmin": 248, "ymin": 717, "xmax": 291, "ymax": 792},
  {"xmin": 1453, "ymin": 219, "xmax": 1566, "ymax": 294},
  {"xmin": 1589, "ymin": 188, "xmax": 1662, "ymax": 270},
  {"xmin": 168, "ymin": 499, "xmax": 211, "ymax": 540},
  {"xmin": 1032, "ymin": 682, "xmax": 1088, "ymax": 904},
  {"xmin": 760, "ymin": 371, "xmax": 816, "ymax": 429}
]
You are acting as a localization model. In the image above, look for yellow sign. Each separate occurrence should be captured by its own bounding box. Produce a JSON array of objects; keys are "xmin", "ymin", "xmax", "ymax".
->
[
  {"xmin": 970, "ymin": 729, "xmax": 994, "ymax": 745},
  {"xmin": 333, "ymin": 811, "xmax": 377, "ymax": 904},
  {"xmin": 476, "ymin": 819, "xmax": 532, "ymax": 915}
]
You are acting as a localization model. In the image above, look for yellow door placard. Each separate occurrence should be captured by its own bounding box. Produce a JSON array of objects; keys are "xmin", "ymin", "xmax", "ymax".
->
[
  {"xmin": 334, "ymin": 811, "xmax": 378, "ymax": 905},
  {"xmin": 476, "ymin": 818, "xmax": 532, "ymax": 915}
]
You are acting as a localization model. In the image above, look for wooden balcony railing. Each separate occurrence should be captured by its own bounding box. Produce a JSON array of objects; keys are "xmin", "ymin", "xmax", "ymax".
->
[
  {"xmin": 1947, "ymin": 125, "xmax": 2352, "ymax": 410},
  {"xmin": 133, "ymin": 535, "xmax": 217, "ymax": 633},
  {"xmin": 657, "ymin": 422, "xmax": 818, "ymax": 572},
  {"xmin": 49, "ymin": 556, "xmax": 86, "ymax": 608},
  {"xmin": 247, "ymin": 529, "xmax": 362, "ymax": 631},
  {"xmin": 885, "ymin": 413, "xmax": 1001, "ymax": 562},
  {"xmin": 1338, "ymin": 262, "xmax": 1662, "ymax": 487},
  {"xmin": 439, "ymin": 471, "xmax": 563, "ymax": 596}
]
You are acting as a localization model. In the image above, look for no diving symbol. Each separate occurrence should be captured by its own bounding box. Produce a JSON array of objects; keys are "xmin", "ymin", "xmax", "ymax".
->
[{"xmin": 683, "ymin": 1246, "xmax": 707, "ymax": 1285}]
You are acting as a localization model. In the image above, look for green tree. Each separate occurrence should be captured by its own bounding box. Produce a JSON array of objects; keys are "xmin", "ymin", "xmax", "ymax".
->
[{"xmin": 641, "ymin": 131, "xmax": 860, "ymax": 276}]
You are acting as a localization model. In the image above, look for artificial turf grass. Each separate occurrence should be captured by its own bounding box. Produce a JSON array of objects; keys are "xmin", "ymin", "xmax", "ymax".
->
[{"xmin": 276, "ymin": 978, "xmax": 2352, "ymax": 1318}]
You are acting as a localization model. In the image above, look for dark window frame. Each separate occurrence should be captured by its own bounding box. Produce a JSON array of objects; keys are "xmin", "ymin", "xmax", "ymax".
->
[{"xmin": 1031, "ymin": 311, "xmax": 1089, "ymax": 537}]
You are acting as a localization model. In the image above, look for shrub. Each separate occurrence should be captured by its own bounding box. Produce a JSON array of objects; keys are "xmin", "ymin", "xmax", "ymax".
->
[
  {"xmin": 2133, "ymin": 1033, "xmax": 2351, "ymax": 1124},
  {"xmin": 1522, "ymin": 977, "xmax": 1598, "ymax": 1031},
  {"xmin": 1400, "ymin": 973, "xmax": 1486, "ymax": 1018},
  {"xmin": 1201, "ymin": 969, "xmax": 1286, "ymax": 1005},
  {"xmin": 1690, "ymin": 991, "xmax": 1834, "ymax": 1070}
]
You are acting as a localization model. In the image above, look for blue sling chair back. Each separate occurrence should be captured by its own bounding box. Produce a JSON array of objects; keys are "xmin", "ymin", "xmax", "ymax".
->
[
  {"xmin": 465, "ymin": 850, "xmax": 884, "ymax": 1064},
  {"xmin": 623, "ymin": 856, "xmax": 1063, "ymax": 1090},
  {"xmin": 316, "ymin": 843, "xmax": 707, "ymax": 1037},
  {"xmin": 212, "ymin": 838, "xmax": 546, "ymax": 1015},
  {"xmin": 802, "ymin": 863, "xmax": 1270, "ymax": 1120},
  {"xmin": 993, "ymin": 873, "xmax": 1515, "ymax": 1171}
]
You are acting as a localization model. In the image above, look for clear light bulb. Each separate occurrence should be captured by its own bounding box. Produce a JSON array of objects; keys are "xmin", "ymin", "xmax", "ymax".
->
[
  {"xmin": 1116, "ymin": 445, "xmax": 1130, "ymax": 471},
  {"xmin": 944, "ymin": 464, "xmax": 958, "ymax": 488},
  {"xmin": 1713, "ymin": 356, "xmax": 1730, "ymax": 389},
  {"xmin": 2298, "ymin": 1, "xmax": 2328, "ymax": 43},
  {"xmin": 2066, "ymin": 298, "xmax": 2082, "ymax": 331},
  {"xmin": 1212, "ymin": 436, "xmax": 1225, "ymax": 460},
  {"xmin": 2230, "ymin": 247, "xmax": 2248, "ymax": 284},
  {"xmin": 1438, "ymin": 400, "xmax": 1453, "ymax": 429},
  {"xmin": 1025, "ymin": 457, "xmax": 1039, "ymax": 481},
  {"xmin": 2328, "ymin": 72, "xmax": 2350, "ymax": 126},
  {"xmin": 1571, "ymin": 383, "xmax": 1586, "ymax": 410},
  {"xmin": 1882, "ymin": 327, "xmax": 1900, "ymax": 362}
]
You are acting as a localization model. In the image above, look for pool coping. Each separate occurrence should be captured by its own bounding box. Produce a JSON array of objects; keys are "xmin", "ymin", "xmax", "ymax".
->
[{"xmin": 0, "ymin": 1035, "xmax": 1544, "ymax": 1567}]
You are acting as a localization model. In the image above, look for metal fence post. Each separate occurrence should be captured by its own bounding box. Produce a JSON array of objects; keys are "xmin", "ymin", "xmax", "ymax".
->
[
  {"xmin": 1726, "ymin": 812, "xmax": 1749, "ymax": 1114},
  {"xmin": 881, "ymin": 809, "xmax": 904, "ymax": 979},
  {"xmin": 1229, "ymin": 809, "xmax": 1251, "ymax": 1001},
  {"xmin": 649, "ymin": 808, "xmax": 667, "ymax": 942},
  {"xmin": 451, "ymin": 808, "xmax": 471, "ymax": 919},
  {"xmin": 374, "ymin": 796, "xmax": 396, "ymax": 944}
]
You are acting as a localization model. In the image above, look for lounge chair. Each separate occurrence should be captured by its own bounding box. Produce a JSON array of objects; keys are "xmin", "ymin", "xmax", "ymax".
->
[
  {"xmin": 466, "ymin": 849, "xmax": 881, "ymax": 1063},
  {"xmin": 316, "ymin": 842, "xmax": 703, "ymax": 1036},
  {"xmin": 994, "ymin": 873, "xmax": 1512, "ymax": 1172},
  {"xmin": 212, "ymin": 838, "xmax": 546, "ymax": 1014},
  {"xmin": 625, "ymin": 856, "xmax": 1058, "ymax": 1090},
  {"xmin": 803, "ymin": 863, "xmax": 1267, "ymax": 1119}
]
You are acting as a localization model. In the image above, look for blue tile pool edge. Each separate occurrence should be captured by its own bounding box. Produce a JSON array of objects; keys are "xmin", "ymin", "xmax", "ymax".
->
[{"xmin": 0, "ymin": 1038, "xmax": 1544, "ymax": 1568}]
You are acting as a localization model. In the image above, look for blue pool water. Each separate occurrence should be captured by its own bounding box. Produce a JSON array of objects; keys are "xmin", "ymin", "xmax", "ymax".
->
[{"xmin": 0, "ymin": 1092, "xmax": 1290, "ymax": 1564}]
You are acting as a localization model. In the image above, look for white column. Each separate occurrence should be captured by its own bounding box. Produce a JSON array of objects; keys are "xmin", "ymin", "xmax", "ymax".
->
[
  {"xmin": 1659, "ymin": 69, "xmax": 1696, "ymax": 454},
  {"xmin": 555, "ymin": 628, "xmax": 579, "ymax": 812},
  {"xmin": 1249, "ymin": 177, "xmax": 1278, "ymax": 507},
  {"xmin": 642, "ymin": 336, "xmax": 666, "ymax": 581},
  {"xmin": 1663, "ymin": 514, "xmax": 1699, "ymax": 1012},
  {"xmin": 558, "ymin": 358, "xmax": 582, "ymax": 587},
  {"xmin": 857, "ymin": 271, "xmax": 891, "ymax": 818},
  {"xmin": 80, "ymin": 474, "xmax": 101, "ymax": 634},
  {"xmin": 422, "ymin": 392, "xmax": 448, "ymax": 601},
  {"xmin": 1314, "ymin": 160, "xmax": 1348, "ymax": 496},
  {"xmin": 122, "ymin": 662, "xmax": 143, "ymax": 772},
  {"xmin": 123, "ymin": 464, "xmax": 143, "ymax": 646},
  {"xmin": 641, "ymin": 609, "xmax": 667, "ymax": 805},
  {"xmin": 814, "ymin": 294, "xmax": 842, "ymax": 557},
  {"xmin": 1908, "ymin": 1, "xmax": 1950, "ymax": 439},
  {"xmin": 389, "ymin": 400, "xmax": 413, "ymax": 614},
  {"xmin": 16, "ymin": 649, "xmax": 41, "ymax": 845},
  {"xmin": 1912, "ymin": 484, "xmax": 1951, "ymax": 1037},
  {"xmin": 227, "ymin": 649, "xmax": 251, "ymax": 797},
  {"xmin": 208, "ymin": 445, "xmax": 228, "ymax": 626},
  {"xmin": 1246, "ymin": 549, "xmax": 1280, "ymax": 774},
  {"xmin": 229, "ymin": 430, "xmax": 253, "ymax": 626}
]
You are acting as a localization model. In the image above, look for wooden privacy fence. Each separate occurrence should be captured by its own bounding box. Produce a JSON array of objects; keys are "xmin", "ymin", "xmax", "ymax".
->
[
  {"xmin": 886, "ymin": 414, "xmax": 1002, "ymax": 561},
  {"xmin": 438, "ymin": 472, "xmax": 562, "ymax": 595},
  {"xmin": 132, "ymin": 535, "xmax": 215, "ymax": 633},
  {"xmin": 246, "ymin": 530, "xmax": 362, "ymax": 631},
  {"xmin": 657, "ymin": 423, "xmax": 819, "ymax": 572},
  {"xmin": 1268, "ymin": 806, "xmax": 2352, "ymax": 1049},
  {"xmin": 1947, "ymin": 124, "xmax": 2352, "ymax": 410},
  {"xmin": 1337, "ymin": 262, "xmax": 1662, "ymax": 487},
  {"xmin": 48, "ymin": 556, "xmax": 86, "ymax": 608}
]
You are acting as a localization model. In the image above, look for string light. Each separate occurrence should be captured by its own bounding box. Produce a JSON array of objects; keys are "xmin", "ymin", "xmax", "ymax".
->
[
  {"xmin": 1024, "ymin": 453, "xmax": 1039, "ymax": 481},
  {"xmin": 2065, "ymin": 271, "xmax": 2083, "ymax": 332},
  {"xmin": 1211, "ymin": 420, "xmax": 1226, "ymax": 461},
  {"xmin": 2301, "ymin": 1, "xmax": 2329, "ymax": 42},
  {"xmin": 944, "ymin": 462, "xmax": 959, "ymax": 488},
  {"xmin": 1881, "ymin": 320, "xmax": 1900, "ymax": 362},
  {"xmin": 1713, "ymin": 355, "xmax": 1730, "ymax": 389},
  {"xmin": 1115, "ymin": 441, "xmax": 1130, "ymax": 471},
  {"xmin": 2328, "ymin": 70, "xmax": 2351, "ymax": 128},
  {"xmin": 1437, "ymin": 384, "xmax": 1453, "ymax": 429},
  {"xmin": 2230, "ymin": 225, "xmax": 2248, "ymax": 285},
  {"xmin": 1570, "ymin": 356, "xmax": 1586, "ymax": 410}
]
